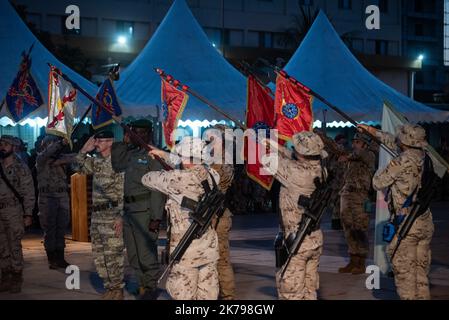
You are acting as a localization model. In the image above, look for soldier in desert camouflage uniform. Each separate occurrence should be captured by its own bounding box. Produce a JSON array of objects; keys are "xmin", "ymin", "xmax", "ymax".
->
[
  {"xmin": 338, "ymin": 132, "xmax": 376, "ymax": 274},
  {"xmin": 143, "ymin": 137, "xmax": 220, "ymax": 300},
  {"xmin": 360, "ymin": 123, "xmax": 434, "ymax": 300},
  {"xmin": 205, "ymin": 125, "xmax": 235, "ymax": 300},
  {"xmin": 74, "ymin": 131, "xmax": 125, "ymax": 300},
  {"xmin": 0, "ymin": 136, "xmax": 34, "ymax": 294},
  {"xmin": 36, "ymin": 134, "xmax": 72, "ymax": 269},
  {"xmin": 261, "ymin": 132, "xmax": 326, "ymax": 300}
]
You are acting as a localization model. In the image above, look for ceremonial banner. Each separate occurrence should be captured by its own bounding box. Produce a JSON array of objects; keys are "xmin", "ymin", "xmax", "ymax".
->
[
  {"xmin": 161, "ymin": 79, "xmax": 189, "ymax": 150},
  {"xmin": 5, "ymin": 45, "xmax": 43, "ymax": 122},
  {"xmin": 46, "ymin": 66, "xmax": 77, "ymax": 142},
  {"xmin": 245, "ymin": 75, "xmax": 275, "ymax": 190},
  {"xmin": 274, "ymin": 73, "xmax": 313, "ymax": 141},
  {"xmin": 91, "ymin": 78, "xmax": 122, "ymax": 129}
]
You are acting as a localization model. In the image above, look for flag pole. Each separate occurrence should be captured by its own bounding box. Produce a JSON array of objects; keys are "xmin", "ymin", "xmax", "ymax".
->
[
  {"xmin": 154, "ymin": 68, "xmax": 247, "ymax": 130},
  {"xmin": 237, "ymin": 61, "xmax": 275, "ymax": 99},
  {"xmin": 47, "ymin": 63, "xmax": 172, "ymax": 170},
  {"xmin": 261, "ymin": 61, "xmax": 397, "ymax": 158}
]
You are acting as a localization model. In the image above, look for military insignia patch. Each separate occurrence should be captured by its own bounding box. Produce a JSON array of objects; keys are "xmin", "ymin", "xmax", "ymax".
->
[{"xmin": 281, "ymin": 103, "xmax": 299, "ymax": 119}]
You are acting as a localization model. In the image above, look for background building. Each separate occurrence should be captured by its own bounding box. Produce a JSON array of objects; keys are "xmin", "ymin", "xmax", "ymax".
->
[{"xmin": 10, "ymin": 0, "xmax": 447, "ymax": 103}]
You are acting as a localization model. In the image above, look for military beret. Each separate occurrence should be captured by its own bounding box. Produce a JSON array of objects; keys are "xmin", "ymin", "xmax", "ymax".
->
[
  {"xmin": 130, "ymin": 119, "xmax": 153, "ymax": 129},
  {"xmin": 94, "ymin": 130, "xmax": 114, "ymax": 139},
  {"xmin": 0, "ymin": 135, "xmax": 21, "ymax": 146}
]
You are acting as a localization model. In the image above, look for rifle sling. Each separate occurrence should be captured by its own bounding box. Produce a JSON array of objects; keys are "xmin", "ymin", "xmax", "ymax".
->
[{"xmin": 0, "ymin": 163, "xmax": 25, "ymax": 214}]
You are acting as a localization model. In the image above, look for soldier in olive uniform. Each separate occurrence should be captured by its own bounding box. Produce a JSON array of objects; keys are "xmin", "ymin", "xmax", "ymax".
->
[
  {"xmin": 74, "ymin": 131, "xmax": 125, "ymax": 300},
  {"xmin": 261, "ymin": 132, "xmax": 327, "ymax": 300},
  {"xmin": 337, "ymin": 132, "xmax": 376, "ymax": 275},
  {"xmin": 144, "ymin": 136, "xmax": 220, "ymax": 300},
  {"xmin": 361, "ymin": 124, "xmax": 434, "ymax": 300},
  {"xmin": 111, "ymin": 119, "xmax": 165, "ymax": 300},
  {"xmin": 36, "ymin": 134, "xmax": 72, "ymax": 269},
  {"xmin": 0, "ymin": 135, "xmax": 34, "ymax": 293}
]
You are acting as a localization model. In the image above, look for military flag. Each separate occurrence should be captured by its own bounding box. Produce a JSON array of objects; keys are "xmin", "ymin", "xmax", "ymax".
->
[
  {"xmin": 245, "ymin": 75, "xmax": 275, "ymax": 190},
  {"xmin": 5, "ymin": 44, "xmax": 43, "ymax": 122},
  {"xmin": 46, "ymin": 65, "xmax": 77, "ymax": 142},
  {"xmin": 274, "ymin": 72, "xmax": 313, "ymax": 141},
  {"xmin": 160, "ymin": 78, "xmax": 189, "ymax": 150},
  {"xmin": 91, "ymin": 77, "xmax": 122, "ymax": 129}
]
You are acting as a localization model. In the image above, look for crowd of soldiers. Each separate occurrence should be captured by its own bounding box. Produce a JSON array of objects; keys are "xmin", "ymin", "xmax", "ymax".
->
[{"xmin": 0, "ymin": 118, "xmax": 443, "ymax": 300}]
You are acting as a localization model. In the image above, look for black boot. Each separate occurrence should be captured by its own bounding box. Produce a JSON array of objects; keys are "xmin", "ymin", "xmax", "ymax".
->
[
  {"xmin": 9, "ymin": 271, "xmax": 23, "ymax": 294},
  {"xmin": 0, "ymin": 269, "xmax": 12, "ymax": 292},
  {"xmin": 55, "ymin": 249, "xmax": 70, "ymax": 269},
  {"xmin": 46, "ymin": 250, "xmax": 59, "ymax": 270}
]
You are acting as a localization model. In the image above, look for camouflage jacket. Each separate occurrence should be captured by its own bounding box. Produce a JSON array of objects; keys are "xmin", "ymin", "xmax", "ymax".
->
[
  {"xmin": 261, "ymin": 153, "xmax": 324, "ymax": 252},
  {"xmin": 341, "ymin": 148, "xmax": 376, "ymax": 195},
  {"xmin": 36, "ymin": 140, "xmax": 69, "ymax": 196},
  {"xmin": 373, "ymin": 131, "xmax": 425, "ymax": 214},
  {"xmin": 141, "ymin": 165, "xmax": 220, "ymax": 267},
  {"xmin": 210, "ymin": 163, "xmax": 234, "ymax": 218},
  {"xmin": 74, "ymin": 153, "xmax": 124, "ymax": 216},
  {"xmin": 0, "ymin": 155, "xmax": 35, "ymax": 216}
]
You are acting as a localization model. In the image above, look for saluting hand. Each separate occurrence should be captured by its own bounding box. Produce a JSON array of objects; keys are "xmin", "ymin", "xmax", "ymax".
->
[{"xmin": 80, "ymin": 137, "xmax": 96, "ymax": 154}]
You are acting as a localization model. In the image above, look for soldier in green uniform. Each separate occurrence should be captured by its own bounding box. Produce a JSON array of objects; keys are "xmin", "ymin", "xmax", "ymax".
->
[
  {"xmin": 111, "ymin": 119, "xmax": 165, "ymax": 300},
  {"xmin": 74, "ymin": 131, "xmax": 125, "ymax": 300}
]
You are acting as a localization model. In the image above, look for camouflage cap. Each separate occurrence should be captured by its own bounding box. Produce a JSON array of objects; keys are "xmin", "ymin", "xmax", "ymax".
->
[
  {"xmin": 0, "ymin": 135, "xmax": 21, "ymax": 146},
  {"xmin": 353, "ymin": 132, "xmax": 371, "ymax": 145},
  {"xmin": 94, "ymin": 130, "xmax": 114, "ymax": 139},
  {"xmin": 291, "ymin": 131, "xmax": 324, "ymax": 156},
  {"xmin": 130, "ymin": 119, "xmax": 153, "ymax": 130},
  {"xmin": 396, "ymin": 124, "xmax": 427, "ymax": 148},
  {"xmin": 175, "ymin": 136, "xmax": 205, "ymax": 159}
]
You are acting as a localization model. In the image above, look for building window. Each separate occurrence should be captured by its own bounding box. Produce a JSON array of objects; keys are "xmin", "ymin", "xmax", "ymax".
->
[
  {"xmin": 259, "ymin": 31, "xmax": 273, "ymax": 48},
  {"xmin": 61, "ymin": 16, "xmax": 80, "ymax": 35},
  {"xmin": 415, "ymin": 23, "xmax": 424, "ymax": 36},
  {"xmin": 375, "ymin": 40, "xmax": 388, "ymax": 55},
  {"xmin": 116, "ymin": 21, "xmax": 134, "ymax": 37},
  {"xmin": 299, "ymin": 0, "xmax": 314, "ymax": 5},
  {"xmin": 378, "ymin": 0, "xmax": 388, "ymax": 13},
  {"xmin": 445, "ymin": 0, "xmax": 449, "ymax": 66},
  {"xmin": 414, "ymin": 0, "xmax": 424, "ymax": 12},
  {"xmin": 338, "ymin": 0, "xmax": 352, "ymax": 10}
]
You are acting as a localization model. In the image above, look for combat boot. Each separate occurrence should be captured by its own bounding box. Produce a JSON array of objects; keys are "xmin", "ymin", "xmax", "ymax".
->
[
  {"xmin": 46, "ymin": 250, "xmax": 59, "ymax": 270},
  {"xmin": 9, "ymin": 271, "xmax": 23, "ymax": 294},
  {"xmin": 351, "ymin": 256, "xmax": 366, "ymax": 275},
  {"xmin": 110, "ymin": 289, "xmax": 124, "ymax": 300},
  {"xmin": 338, "ymin": 255, "xmax": 356, "ymax": 273},
  {"xmin": 0, "ymin": 269, "xmax": 12, "ymax": 292},
  {"xmin": 55, "ymin": 249, "xmax": 70, "ymax": 269}
]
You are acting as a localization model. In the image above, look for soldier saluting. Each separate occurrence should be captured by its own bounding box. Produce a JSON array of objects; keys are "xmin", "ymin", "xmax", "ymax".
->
[{"xmin": 74, "ymin": 130, "xmax": 125, "ymax": 300}]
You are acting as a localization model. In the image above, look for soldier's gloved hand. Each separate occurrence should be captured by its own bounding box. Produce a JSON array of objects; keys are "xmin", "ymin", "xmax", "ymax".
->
[{"xmin": 148, "ymin": 219, "xmax": 161, "ymax": 233}]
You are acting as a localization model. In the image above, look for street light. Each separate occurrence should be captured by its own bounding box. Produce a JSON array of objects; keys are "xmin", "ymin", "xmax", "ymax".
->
[
  {"xmin": 411, "ymin": 54, "xmax": 425, "ymax": 100},
  {"xmin": 418, "ymin": 54, "xmax": 424, "ymax": 61},
  {"xmin": 117, "ymin": 35, "xmax": 127, "ymax": 45}
]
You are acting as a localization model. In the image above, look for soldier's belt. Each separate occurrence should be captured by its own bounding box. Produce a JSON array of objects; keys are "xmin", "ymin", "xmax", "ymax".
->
[
  {"xmin": 39, "ymin": 187, "xmax": 68, "ymax": 194},
  {"xmin": 92, "ymin": 201, "xmax": 120, "ymax": 212},
  {"xmin": 124, "ymin": 193, "xmax": 148, "ymax": 204}
]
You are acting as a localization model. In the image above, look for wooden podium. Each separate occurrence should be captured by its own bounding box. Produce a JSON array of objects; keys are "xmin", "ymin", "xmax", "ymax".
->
[{"xmin": 71, "ymin": 173, "xmax": 92, "ymax": 242}]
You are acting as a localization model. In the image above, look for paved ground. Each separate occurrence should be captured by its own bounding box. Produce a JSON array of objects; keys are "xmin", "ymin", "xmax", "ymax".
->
[{"xmin": 1, "ymin": 201, "xmax": 448, "ymax": 300}]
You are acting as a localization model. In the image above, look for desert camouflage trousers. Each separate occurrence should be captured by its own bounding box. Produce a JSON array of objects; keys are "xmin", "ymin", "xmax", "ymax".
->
[
  {"xmin": 166, "ymin": 261, "xmax": 219, "ymax": 300},
  {"xmin": 388, "ymin": 210, "xmax": 434, "ymax": 300},
  {"xmin": 276, "ymin": 240, "xmax": 322, "ymax": 300},
  {"xmin": 213, "ymin": 209, "xmax": 235, "ymax": 300},
  {"xmin": 91, "ymin": 211, "xmax": 125, "ymax": 290},
  {"xmin": 0, "ymin": 206, "xmax": 24, "ymax": 273},
  {"xmin": 340, "ymin": 192, "xmax": 370, "ymax": 257}
]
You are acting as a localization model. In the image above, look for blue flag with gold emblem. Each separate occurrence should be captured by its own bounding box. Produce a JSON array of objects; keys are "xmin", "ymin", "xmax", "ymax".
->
[
  {"xmin": 5, "ymin": 44, "xmax": 44, "ymax": 122},
  {"xmin": 91, "ymin": 77, "xmax": 122, "ymax": 129}
]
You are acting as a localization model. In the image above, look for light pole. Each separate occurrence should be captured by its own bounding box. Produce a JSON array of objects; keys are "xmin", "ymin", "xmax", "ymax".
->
[{"xmin": 411, "ymin": 54, "xmax": 424, "ymax": 100}]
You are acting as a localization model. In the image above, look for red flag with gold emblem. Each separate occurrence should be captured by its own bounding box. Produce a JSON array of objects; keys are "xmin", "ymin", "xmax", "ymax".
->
[
  {"xmin": 245, "ymin": 75, "xmax": 275, "ymax": 190},
  {"xmin": 161, "ymin": 78, "xmax": 189, "ymax": 150},
  {"xmin": 274, "ymin": 72, "xmax": 313, "ymax": 141}
]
